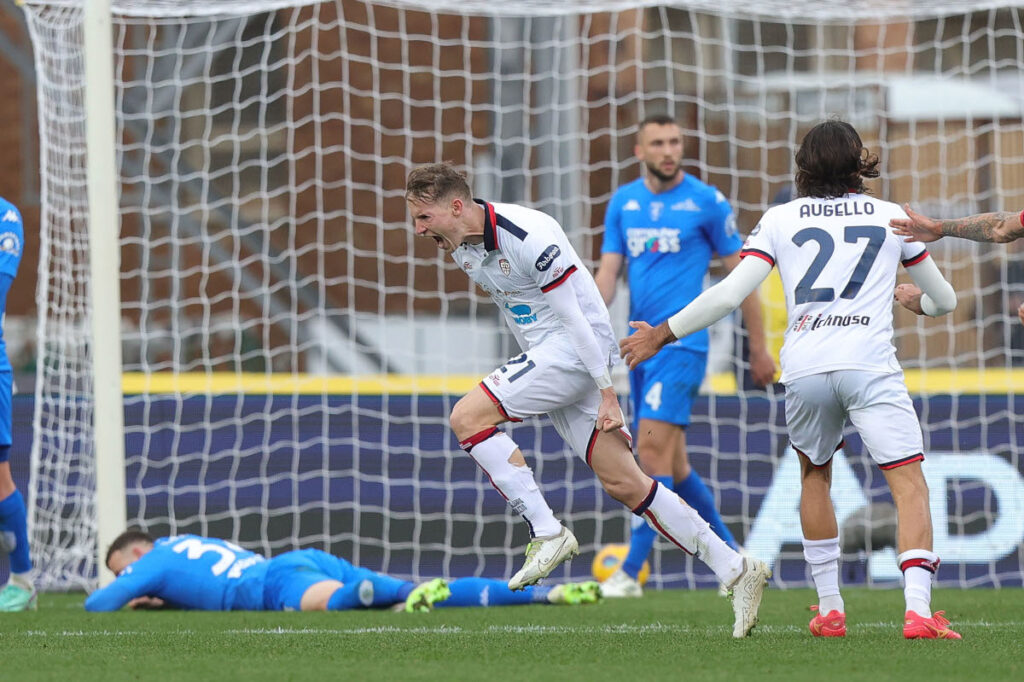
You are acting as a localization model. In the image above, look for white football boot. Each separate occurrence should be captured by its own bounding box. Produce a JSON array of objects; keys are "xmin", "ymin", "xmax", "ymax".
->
[
  {"xmin": 508, "ymin": 526, "xmax": 579, "ymax": 591},
  {"xmin": 599, "ymin": 569, "xmax": 643, "ymax": 598},
  {"xmin": 729, "ymin": 557, "xmax": 772, "ymax": 638}
]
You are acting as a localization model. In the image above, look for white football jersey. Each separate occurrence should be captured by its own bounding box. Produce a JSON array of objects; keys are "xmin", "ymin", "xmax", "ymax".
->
[
  {"xmin": 452, "ymin": 200, "xmax": 618, "ymax": 365},
  {"xmin": 742, "ymin": 193, "xmax": 927, "ymax": 382}
]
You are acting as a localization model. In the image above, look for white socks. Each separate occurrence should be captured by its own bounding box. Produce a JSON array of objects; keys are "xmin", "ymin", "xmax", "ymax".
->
[
  {"xmin": 899, "ymin": 549, "xmax": 939, "ymax": 617},
  {"xmin": 633, "ymin": 482, "xmax": 743, "ymax": 586},
  {"xmin": 803, "ymin": 537, "xmax": 844, "ymax": 614},
  {"xmin": 460, "ymin": 428, "xmax": 562, "ymax": 538}
]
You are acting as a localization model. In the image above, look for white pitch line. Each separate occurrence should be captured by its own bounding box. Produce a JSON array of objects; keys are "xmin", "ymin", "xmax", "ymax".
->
[{"xmin": 13, "ymin": 620, "xmax": 1018, "ymax": 638}]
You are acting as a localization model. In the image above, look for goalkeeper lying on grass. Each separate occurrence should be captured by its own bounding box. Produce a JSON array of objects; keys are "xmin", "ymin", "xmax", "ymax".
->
[{"xmin": 85, "ymin": 530, "xmax": 601, "ymax": 613}]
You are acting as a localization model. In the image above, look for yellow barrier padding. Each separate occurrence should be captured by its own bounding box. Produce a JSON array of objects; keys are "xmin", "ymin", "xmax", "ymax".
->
[{"xmin": 121, "ymin": 369, "xmax": 1023, "ymax": 396}]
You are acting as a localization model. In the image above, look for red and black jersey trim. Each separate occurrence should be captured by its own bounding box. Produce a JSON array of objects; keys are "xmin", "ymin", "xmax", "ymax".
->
[
  {"xmin": 631, "ymin": 480, "xmax": 658, "ymax": 515},
  {"xmin": 584, "ymin": 427, "xmax": 632, "ymax": 469},
  {"xmin": 900, "ymin": 556, "xmax": 940, "ymax": 574},
  {"xmin": 479, "ymin": 381, "xmax": 523, "ymax": 422},
  {"xmin": 478, "ymin": 199, "xmax": 500, "ymax": 252},
  {"xmin": 540, "ymin": 264, "xmax": 577, "ymax": 293},
  {"xmin": 901, "ymin": 249, "xmax": 929, "ymax": 267},
  {"xmin": 496, "ymin": 214, "xmax": 528, "ymax": 241},
  {"xmin": 879, "ymin": 453, "xmax": 924, "ymax": 470},
  {"xmin": 1019, "ymin": 210, "xmax": 1024, "ymax": 228},
  {"xmin": 476, "ymin": 199, "xmax": 527, "ymax": 252},
  {"xmin": 459, "ymin": 426, "xmax": 500, "ymax": 452},
  {"xmin": 740, "ymin": 248, "xmax": 775, "ymax": 267}
]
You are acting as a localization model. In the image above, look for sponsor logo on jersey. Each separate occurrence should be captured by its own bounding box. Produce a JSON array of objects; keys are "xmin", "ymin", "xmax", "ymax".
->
[
  {"xmin": 791, "ymin": 313, "xmax": 871, "ymax": 332},
  {"xmin": 626, "ymin": 228, "xmax": 681, "ymax": 257},
  {"xmin": 623, "ymin": 199, "xmax": 641, "ymax": 211},
  {"xmin": 479, "ymin": 283, "xmax": 521, "ymax": 298},
  {"xmin": 649, "ymin": 201, "xmax": 664, "ymax": 221},
  {"xmin": 488, "ymin": 372, "xmax": 502, "ymax": 386},
  {"xmin": 499, "ymin": 258, "xmax": 511, "ymax": 276},
  {"xmin": 358, "ymin": 579, "xmax": 375, "ymax": 606},
  {"xmin": 534, "ymin": 244, "xmax": 560, "ymax": 271},
  {"xmin": 724, "ymin": 213, "xmax": 738, "ymax": 237},
  {"xmin": 0, "ymin": 231, "xmax": 21, "ymax": 257},
  {"xmin": 2, "ymin": 210, "xmax": 19, "ymax": 223},
  {"xmin": 799, "ymin": 201, "xmax": 875, "ymax": 218},
  {"xmin": 671, "ymin": 198, "xmax": 701, "ymax": 212},
  {"xmin": 504, "ymin": 302, "xmax": 537, "ymax": 325},
  {"xmin": 462, "ymin": 261, "xmax": 472, "ymax": 271}
]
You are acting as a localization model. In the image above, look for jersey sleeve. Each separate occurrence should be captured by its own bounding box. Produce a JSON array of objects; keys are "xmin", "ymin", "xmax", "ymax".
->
[
  {"xmin": 0, "ymin": 201, "xmax": 24, "ymax": 279},
  {"xmin": 511, "ymin": 220, "xmax": 578, "ymax": 294},
  {"xmin": 739, "ymin": 211, "xmax": 776, "ymax": 267},
  {"xmin": 892, "ymin": 206, "xmax": 929, "ymax": 265},
  {"xmin": 703, "ymin": 188, "xmax": 743, "ymax": 256},
  {"xmin": 83, "ymin": 563, "xmax": 161, "ymax": 612},
  {"xmin": 600, "ymin": 192, "xmax": 625, "ymax": 256}
]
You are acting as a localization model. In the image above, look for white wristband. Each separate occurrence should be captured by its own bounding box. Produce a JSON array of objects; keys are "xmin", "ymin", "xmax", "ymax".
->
[{"xmin": 594, "ymin": 370, "xmax": 613, "ymax": 390}]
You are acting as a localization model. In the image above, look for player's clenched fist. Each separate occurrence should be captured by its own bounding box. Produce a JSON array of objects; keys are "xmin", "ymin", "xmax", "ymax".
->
[
  {"xmin": 894, "ymin": 283, "xmax": 926, "ymax": 315},
  {"xmin": 619, "ymin": 320, "xmax": 674, "ymax": 370}
]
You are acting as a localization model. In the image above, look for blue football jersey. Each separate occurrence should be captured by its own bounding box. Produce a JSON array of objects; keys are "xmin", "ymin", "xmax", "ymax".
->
[
  {"xmin": 0, "ymin": 197, "xmax": 23, "ymax": 281},
  {"xmin": 84, "ymin": 535, "xmax": 269, "ymax": 611},
  {"xmin": 602, "ymin": 176, "xmax": 742, "ymax": 353},
  {"xmin": 0, "ymin": 197, "xmax": 24, "ymax": 374}
]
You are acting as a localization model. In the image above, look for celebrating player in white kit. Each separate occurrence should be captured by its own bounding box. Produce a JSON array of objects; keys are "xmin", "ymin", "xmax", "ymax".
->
[
  {"xmin": 406, "ymin": 162, "xmax": 771, "ymax": 638},
  {"xmin": 620, "ymin": 120, "xmax": 963, "ymax": 640}
]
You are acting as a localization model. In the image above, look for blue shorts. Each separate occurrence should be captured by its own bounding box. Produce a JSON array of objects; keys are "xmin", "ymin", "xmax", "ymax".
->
[
  {"xmin": 629, "ymin": 347, "xmax": 707, "ymax": 429},
  {"xmin": 0, "ymin": 371, "xmax": 11, "ymax": 462},
  {"xmin": 263, "ymin": 549, "xmax": 367, "ymax": 611}
]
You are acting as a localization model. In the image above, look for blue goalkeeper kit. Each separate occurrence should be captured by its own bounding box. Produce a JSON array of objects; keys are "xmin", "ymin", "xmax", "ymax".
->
[{"xmin": 85, "ymin": 535, "xmax": 557, "ymax": 611}]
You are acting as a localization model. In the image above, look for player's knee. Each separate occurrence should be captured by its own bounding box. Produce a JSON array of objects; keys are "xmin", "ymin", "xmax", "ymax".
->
[
  {"xmin": 448, "ymin": 398, "xmax": 480, "ymax": 439},
  {"xmin": 635, "ymin": 441, "xmax": 674, "ymax": 475},
  {"xmin": 600, "ymin": 474, "xmax": 647, "ymax": 507}
]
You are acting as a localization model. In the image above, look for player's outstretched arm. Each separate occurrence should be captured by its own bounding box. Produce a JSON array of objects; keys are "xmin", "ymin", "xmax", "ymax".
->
[
  {"xmin": 84, "ymin": 575, "xmax": 151, "ymax": 612},
  {"xmin": 891, "ymin": 204, "xmax": 1024, "ymax": 244},
  {"xmin": 620, "ymin": 256, "xmax": 772, "ymax": 369},
  {"xmin": 895, "ymin": 256, "xmax": 957, "ymax": 317}
]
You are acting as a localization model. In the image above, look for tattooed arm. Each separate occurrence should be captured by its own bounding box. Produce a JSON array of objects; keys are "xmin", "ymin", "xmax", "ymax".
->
[{"xmin": 891, "ymin": 205, "xmax": 1024, "ymax": 244}]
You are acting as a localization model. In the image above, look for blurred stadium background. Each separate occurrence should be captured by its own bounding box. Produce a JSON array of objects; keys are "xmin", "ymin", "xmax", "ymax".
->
[{"xmin": 0, "ymin": 0, "xmax": 1021, "ymax": 592}]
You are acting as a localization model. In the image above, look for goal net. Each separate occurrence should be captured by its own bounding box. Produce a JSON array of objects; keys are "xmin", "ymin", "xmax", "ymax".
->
[{"xmin": 20, "ymin": 0, "xmax": 1024, "ymax": 591}]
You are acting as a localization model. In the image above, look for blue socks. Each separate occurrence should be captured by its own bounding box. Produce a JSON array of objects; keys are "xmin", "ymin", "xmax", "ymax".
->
[
  {"xmin": 327, "ymin": 568, "xmax": 412, "ymax": 610},
  {"xmin": 0, "ymin": 489, "xmax": 31, "ymax": 574},
  {"xmin": 621, "ymin": 475, "xmax": 672, "ymax": 579},
  {"xmin": 438, "ymin": 577, "xmax": 548, "ymax": 607},
  {"xmin": 674, "ymin": 470, "xmax": 738, "ymax": 550}
]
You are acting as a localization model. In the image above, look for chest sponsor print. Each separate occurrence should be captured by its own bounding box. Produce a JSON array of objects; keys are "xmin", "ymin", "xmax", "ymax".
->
[
  {"xmin": 504, "ymin": 302, "xmax": 538, "ymax": 325},
  {"xmin": 626, "ymin": 228, "xmax": 681, "ymax": 257}
]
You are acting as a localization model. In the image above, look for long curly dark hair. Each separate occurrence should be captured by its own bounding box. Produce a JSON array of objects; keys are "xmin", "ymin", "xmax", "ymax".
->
[{"xmin": 795, "ymin": 120, "xmax": 880, "ymax": 199}]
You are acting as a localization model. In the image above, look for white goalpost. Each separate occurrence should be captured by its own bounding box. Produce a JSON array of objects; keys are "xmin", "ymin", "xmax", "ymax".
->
[{"xmin": 19, "ymin": 0, "xmax": 1024, "ymax": 591}]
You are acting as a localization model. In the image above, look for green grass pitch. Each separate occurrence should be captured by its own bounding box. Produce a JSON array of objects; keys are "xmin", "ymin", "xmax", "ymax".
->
[{"xmin": 1, "ymin": 588, "xmax": 1020, "ymax": 681}]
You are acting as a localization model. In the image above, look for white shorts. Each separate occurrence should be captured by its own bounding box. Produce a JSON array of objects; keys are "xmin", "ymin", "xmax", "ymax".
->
[
  {"xmin": 784, "ymin": 370, "xmax": 924, "ymax": 469},
  {"xmin": 480, "ymin": 337, "xmax": 630, "ymax": 463}
]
